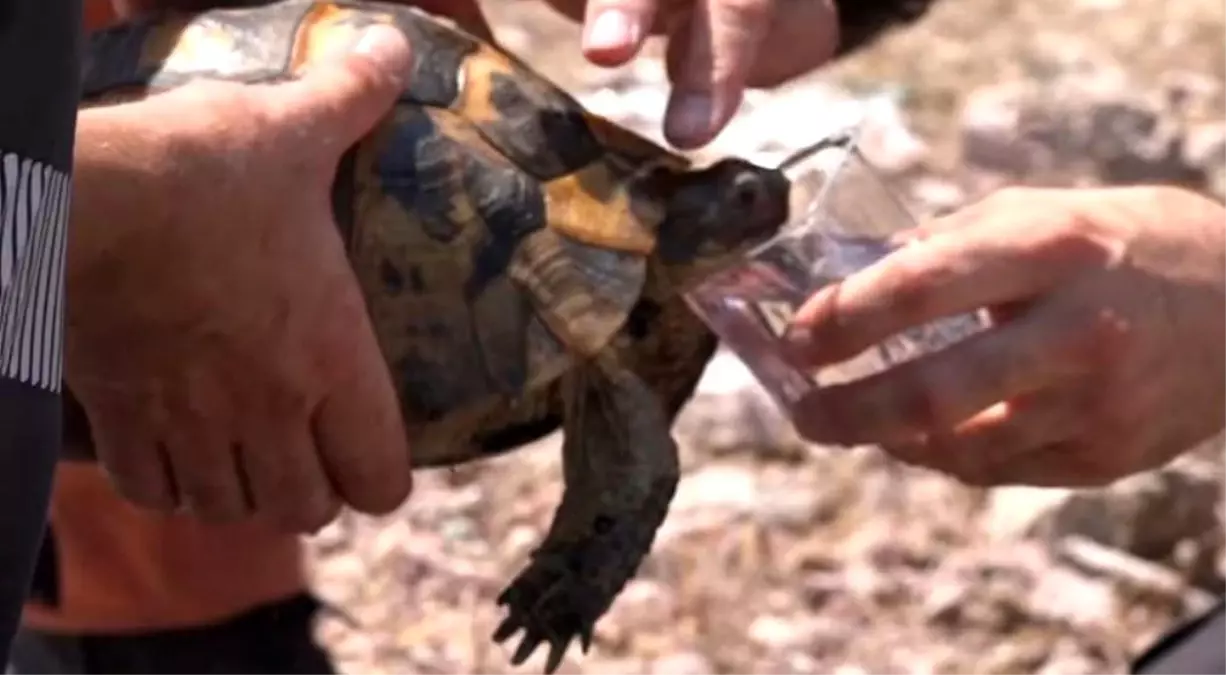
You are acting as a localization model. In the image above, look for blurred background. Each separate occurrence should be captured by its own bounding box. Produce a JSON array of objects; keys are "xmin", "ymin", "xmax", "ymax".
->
[{"xmin": 305, "ymin": 0, "xmax": 1226, "ymax": 672}]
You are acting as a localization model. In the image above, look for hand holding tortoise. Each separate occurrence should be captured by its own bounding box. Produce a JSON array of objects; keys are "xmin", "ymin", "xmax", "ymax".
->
[{"xmin": 66, "ymin": 26, "xmax": 416, "ymax": 532}]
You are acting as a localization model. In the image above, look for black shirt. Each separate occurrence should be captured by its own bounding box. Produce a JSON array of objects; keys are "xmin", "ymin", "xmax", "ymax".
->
[{"xmin": 0, "ymin": 0, "xmax": 82, "ymax": 664}]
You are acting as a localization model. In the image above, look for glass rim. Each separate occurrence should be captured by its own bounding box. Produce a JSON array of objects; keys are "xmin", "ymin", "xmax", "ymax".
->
[{"xmin": 744, "ymin": 123, "xmax": 910, "ymax": 260}]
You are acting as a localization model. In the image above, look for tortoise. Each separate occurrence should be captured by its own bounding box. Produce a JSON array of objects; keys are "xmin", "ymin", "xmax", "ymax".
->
[{"xmin": 68, "ymin": 0, "xmax": 934, "ymax": 671}]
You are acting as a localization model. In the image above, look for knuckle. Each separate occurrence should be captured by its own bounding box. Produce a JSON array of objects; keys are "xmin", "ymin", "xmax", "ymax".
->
[{"xmin": 1035, "ymin": 223, "xmax": 1107, "ymax": 265}]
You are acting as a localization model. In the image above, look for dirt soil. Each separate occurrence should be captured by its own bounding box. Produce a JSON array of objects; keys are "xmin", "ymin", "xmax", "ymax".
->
[{"xmin": 303, "ymin": 1, "xmax": 1226, "ymax": 673}]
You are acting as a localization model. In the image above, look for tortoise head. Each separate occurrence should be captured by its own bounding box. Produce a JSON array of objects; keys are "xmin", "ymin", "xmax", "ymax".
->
[{"xmin": 651, "ymin": 156, "xmax": 792, "ymax": 288}]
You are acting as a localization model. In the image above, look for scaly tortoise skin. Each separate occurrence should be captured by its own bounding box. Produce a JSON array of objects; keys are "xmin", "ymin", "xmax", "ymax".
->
[{"xmin": 68, "ymin": 0, "xmax": 919, "ymax": 671}]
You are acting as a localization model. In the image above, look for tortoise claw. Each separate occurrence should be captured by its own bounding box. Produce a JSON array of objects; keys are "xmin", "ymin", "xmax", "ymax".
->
[
  {"xmin": 492, "ymin": 555, "xmax": 606, "ymax": 673},
  {"xmin": 544, "ymin": 638, "xmax": 570, "ymax": 675},
  {"xmin": 511, "ymin": 629, "xmax": 544, "ymax": 666},
  {"xmin": 492, "ymin": 615, "xmax": 520, "ymax": 643},
  {"xmin": 579, "ymin": 626, "xmax": 592, "ymax": 654}
]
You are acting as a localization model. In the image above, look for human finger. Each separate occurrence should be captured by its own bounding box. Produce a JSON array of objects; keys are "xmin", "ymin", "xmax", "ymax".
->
[
  {"xmin": 884, "ymin": 389, "xmax": 1088, "ymax": 486},
  {"xmin": 580, "ymin": 0, "xmax": 659, "ymax": 67},
  {"xmin": 663, "ymin": 0, "xmax": 772, "ymax": 148},
  {"xmin": 790, "ymin": 299, "xmax": 1096, "ymax": 446},
  {"xmin": 239, "ymin": 418, "xmax": 342, "ymax": 533},
  {"xmin": 157, "ymin": 373, "xmax": 251, "ymax": 520},
  {"xmin": 783, "ymin": 214, "xmax": 1102, "ymax": 369},
  {"xmin": 161, "ymin": 424, "xmax": 250, "ymax": 521},
  {"xmin": 310, "ymin": 310, "xmax": 412, "ymax": 516},
  {"xmin": 78, "ymin": 390, "xmax": 179, "ymax": 509},
  {"xmin": 92, "ymin": 421, "xmax": 179, "ymax": 510},
  {"xmin": 266, "ymin": 24, "xmax": 412, "ymax": 157}
]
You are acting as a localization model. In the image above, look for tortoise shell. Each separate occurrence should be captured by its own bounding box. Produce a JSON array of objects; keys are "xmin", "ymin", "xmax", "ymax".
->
[
  {"xmin": 77, "ymin": 0, "xmax": 793, "ymax": 467},
  {"xmin": 73, "ymin": 1, "xmax": 795, "ymax": 671}
]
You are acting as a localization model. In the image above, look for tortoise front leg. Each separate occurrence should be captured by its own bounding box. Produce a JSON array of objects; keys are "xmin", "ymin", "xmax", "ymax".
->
[{"xmin": 491, "ymin": 352, "xmax": 680, "ymax": 673}]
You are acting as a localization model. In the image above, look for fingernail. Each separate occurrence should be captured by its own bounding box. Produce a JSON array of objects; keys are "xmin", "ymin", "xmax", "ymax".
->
[
  {"xmin": 584, "ymin": 10, "xmax": 637, "ymax": 52},
  {"xmin": 665, "ymin": 92, "xmax": 715, "ymax": 146},
  {"xmin": 352, "ymin": 25, "xmax": 412, "ymax": 77}
]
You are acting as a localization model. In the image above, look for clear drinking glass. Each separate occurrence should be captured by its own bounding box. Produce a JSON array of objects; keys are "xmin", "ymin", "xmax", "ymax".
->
[{"xmin": 683, "ymin": 125, "xmax": 990, "ymax": 414}]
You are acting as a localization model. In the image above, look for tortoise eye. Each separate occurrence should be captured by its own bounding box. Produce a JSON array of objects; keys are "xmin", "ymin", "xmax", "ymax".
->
[{"xmin": 730, "ymin": 172, "xmax": 766, "ymax": 209}]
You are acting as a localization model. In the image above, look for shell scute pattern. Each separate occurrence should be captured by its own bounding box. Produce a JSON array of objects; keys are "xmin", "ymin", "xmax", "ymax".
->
[{"xmin": 347, "ymin": 101, "xmax": 567, "ymax": 434}]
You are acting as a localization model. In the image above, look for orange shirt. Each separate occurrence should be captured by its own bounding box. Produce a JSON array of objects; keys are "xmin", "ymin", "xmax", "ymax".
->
[
  {"xmin": 82, "ymin": 0, "xmax": 119, "ymax": 31},
  {"xmin": 21, "ymin": 463, "xmax": 307, "ymax": 634}
]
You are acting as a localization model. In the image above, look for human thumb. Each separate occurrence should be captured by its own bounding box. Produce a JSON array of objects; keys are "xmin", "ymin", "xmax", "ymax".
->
[{"xmin": 270, "ymin": 24, "xmax": 413, "ymax": 154}]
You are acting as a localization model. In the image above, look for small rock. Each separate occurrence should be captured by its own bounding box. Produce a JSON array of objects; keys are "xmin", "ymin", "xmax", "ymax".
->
[
  {"xmin": 747, "ymin": 614, "xmax": 808, "ymax": 650},
  {"xmin": 959, "ymin": 81, "xmax": 1047, "ymax": 175},
  {"xmin": 1036, "ymin": 636, "xmax": 1118, "ymax": 675},
  {"xmin": 922, "ymin": 578, "xmax": 970, "ymax": 626},
  {"xmin": 740, "ymin": 614, "xmax": 848, "ymax": 651},
  {"xmin": 501, "ymin": 525, "xmax": 541, "ymax": 562},
  {"xmin": 982, "ymin": 486, "xmax": 1097, "ymax": 543},
  {"xmin": 981, "ymin": 457, "xmax": 1223, "ymax": 581},
  {"xmin": 1163, "ymin": 70, "xmax": 1223, "ymax": 107},
  {"xmin": 586, "ymin": 659, "xmax": 649, "ymax": 675},
  {"xmin": 1184, "ymin": 122, "xmax": 1226, "ymax": 171},
  {"xmin": 749, "ymin": 614, "xmax": 849, "ymax": 655},
  {"xmin": 753, "ymin": 486, "xmax": 831, "ymax": 528},
  {"xmin": 908, "ymin": 177, "xmax": 967, "ymax": 217},
  {"xmin": 1029, "ymin": 566, "xmax": 1118, "ymax": 628},
  {"xmin": 979, "ymin": 637, "xmax": 1057, "ymax": 674},
  {"xmin": 844, "ymin": 564, "xmax": 905, "ymax": 605},
  {"xmin": 648, "ymin": 651, "xmax": 714, "ymax": 675},
  {"xmin": 958, "ymin": 75, "xmax": 1215, "ymax": 190},
  {"xmin": 855, "ymin": 95, "xmax": 930, "ymax": 174},
  {"xmin": 1086, "ymin": 99, "xmax": 1196, "ymax": 185},
  {"xmin": 604, "ymin": 579, "xmax": 679, "ymax": 634},
  {"xmin": 669, "ymin": 464, "xmax": 758, "ymax": 513}
]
